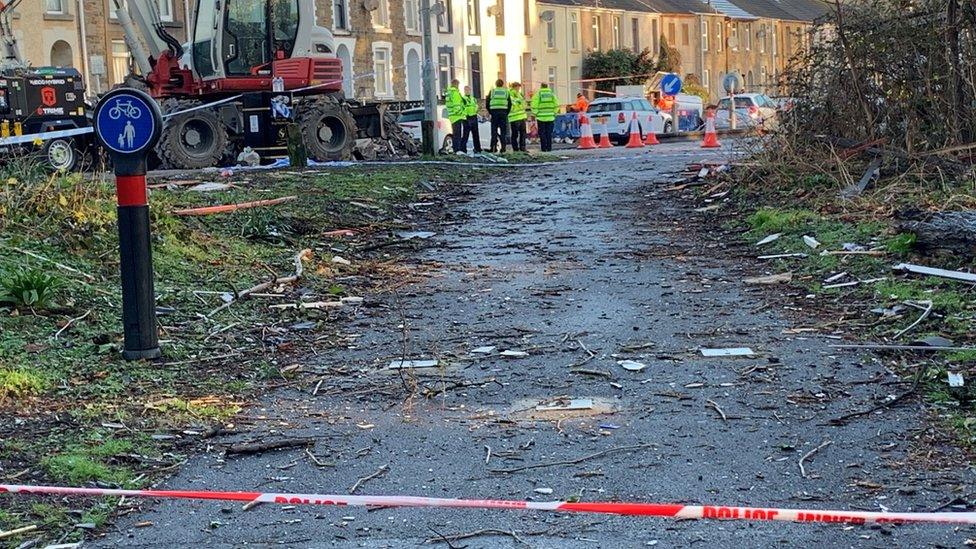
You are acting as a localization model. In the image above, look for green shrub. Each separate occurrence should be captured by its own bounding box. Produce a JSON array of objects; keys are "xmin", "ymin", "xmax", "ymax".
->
[{"xmin": 0, "ymin": 268, "xmax": 60, "ymax": 309}]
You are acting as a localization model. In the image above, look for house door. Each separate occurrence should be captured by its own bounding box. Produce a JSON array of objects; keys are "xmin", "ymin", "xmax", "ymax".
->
[{"xmin": 468, "ymin": 49, "xmax": 482, "ymax": 98}]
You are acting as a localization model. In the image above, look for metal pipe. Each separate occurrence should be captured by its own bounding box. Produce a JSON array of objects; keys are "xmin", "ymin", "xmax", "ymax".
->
[
  {"xmin": 112, "ymin": 0, "xmax": 154, "ymax": 77},
  {"xmin": 77, "ymin": 0, "xmax": 92, "ymax": 97},
  {"xmin": 420, "ymin": 0, "xmax": 438, "ymax": 155}
]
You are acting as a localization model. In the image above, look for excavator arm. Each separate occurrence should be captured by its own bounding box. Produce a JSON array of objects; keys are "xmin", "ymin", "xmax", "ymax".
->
[{"xmin": 0, "ymin": 0, "xmax": 24, "ymax": 67}]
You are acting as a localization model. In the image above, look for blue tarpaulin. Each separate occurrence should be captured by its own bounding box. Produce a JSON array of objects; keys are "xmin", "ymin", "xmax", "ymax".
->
[{"xmin": 553, "ymin": 114, "xmax": 581, "ymax": 140}]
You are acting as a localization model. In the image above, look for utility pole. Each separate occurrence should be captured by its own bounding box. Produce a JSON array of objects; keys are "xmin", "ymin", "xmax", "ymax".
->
[{"xmin": 419, "ymin": 0, "xmax": 438, "ymax": 156}]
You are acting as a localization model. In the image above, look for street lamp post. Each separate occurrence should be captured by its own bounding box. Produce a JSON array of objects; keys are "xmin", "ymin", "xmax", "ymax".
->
[{"xmin": 420, "ymin": 0, "xmax": 439, "ymax": 155}]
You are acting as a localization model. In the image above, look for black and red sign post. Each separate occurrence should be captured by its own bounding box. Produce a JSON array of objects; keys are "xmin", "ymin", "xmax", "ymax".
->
[{"xmin": 93, "ymin": 88, "xmax": 163, "ymax": 360}]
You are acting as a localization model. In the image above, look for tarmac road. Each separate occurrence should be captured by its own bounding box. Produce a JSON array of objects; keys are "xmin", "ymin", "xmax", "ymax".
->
[{"xmin": 99, "ymin": 141, "xmax": 968, "ymax": 548}]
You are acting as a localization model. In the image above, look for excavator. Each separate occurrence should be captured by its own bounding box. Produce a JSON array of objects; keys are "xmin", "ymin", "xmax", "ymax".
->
[{"xmin": 116, "ymin": 0, "xmax": 406, "ymax": 169}]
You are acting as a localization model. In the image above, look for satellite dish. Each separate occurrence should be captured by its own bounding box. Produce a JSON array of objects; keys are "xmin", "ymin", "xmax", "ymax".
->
[
  {"xmin": 726, "ymin": 36, "xmax": 739, "ymax": 50},
  {"xmin": 486, "ymin": 4, "xmax": 499, "ymax": 16},
  {"xmin": 431, "ymin": 1, "xmax": 445, "ymax": 16},
  {"xmin": 362, "ymin": 0, "xmax": 378, "ymax": 11},
  {"xmin": 539, "ymin": 10, "xmax": 555, "ymax": 22}
]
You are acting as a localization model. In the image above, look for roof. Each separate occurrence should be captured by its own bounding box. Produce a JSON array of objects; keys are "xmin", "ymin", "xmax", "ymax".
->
[
  {"xmin": 703, "ymin": 0, "xmax": 757, "ymax": 18},
  {"xmin": 766, "ymin": 0, "xmax": 831, "ymax": 21},
  {"xmin": 537, "ymin": 0, "xmax": 828, "ymax": 19}
]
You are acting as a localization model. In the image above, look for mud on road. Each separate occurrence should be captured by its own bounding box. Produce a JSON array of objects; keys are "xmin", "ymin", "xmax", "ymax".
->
[{"xmin": 101, "ymin": 142, "xmax": 968, "ymax": 548}]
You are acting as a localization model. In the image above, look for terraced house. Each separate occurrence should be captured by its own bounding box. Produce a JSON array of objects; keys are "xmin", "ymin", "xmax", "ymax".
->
[{"xmin": 14, "ymin": 0, "xmax": 825, "ymax": 104}]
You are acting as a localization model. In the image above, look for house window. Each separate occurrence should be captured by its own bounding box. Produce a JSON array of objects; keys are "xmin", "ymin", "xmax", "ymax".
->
[
  {"xmin": 373, "ymin": 45, "xmax": 392, "ymax": 97},
  {"xmin": 667, "ymin": 22, "xmax": 675, "ymax": 45},
  {"xmin": 436, "ymin": 0, "xmax": 452, "ymax": 33},
  {"xmin": 759, "ymin": 23, "xmax": 766, "ymax": 53},
  {"xmin": 591, "ymin": 15, "xmax": 600, "ymax": 50},
  {"xmin": 760, "ymin": 66, "xmax": 767, "ymax": 88},
  {"xmin": 438, "ymin": 48, "xmax": 455, "ymax": 92},
  {"xmin": 744, "ymin": 23, "xmax": 752, "ymax": 50},
  {"xmin": 701, "ymin": 20, "xmax": 708, "ymax": 52},
  {"xmin": 570, "ymin": 12, "xmax": 579, "ymax": 50},
  {"xmin": 612, "ymin": 16, "xmax": 621, "ymax": 49},
  {"xmin": 45, "ymin": 0, "xmax": 67, "ymax": 14},
  {"xmin": 494, "ymin": 2, "xmax": 504, "ymax": 35},
  {"xmin": 772, "ymin": 25, "xmax": 778, "ymax": 57},
  {"xmin": 717, "ymin": 22, "xmax": 723, "ymax": 51},
  {"xmin": 631, "ymin": 18, "xmax": 639, "ymax": 52},
  {"xmin": 374, "ymin": 0, "xmax": 390, "ymax": 28},
  {"xmin": 703, "ymin": 69, "xmax": 709, "ymax": 88},
  {"xmin": 681, "ymin": 23, "xmax": 689, "ymax": 46},
  {"xmin": 570, "ymin": 65, "xmax": 580, "ymax": 89},
  {"xmin": 496, "ymin": 53, "xmax": 506, "ymax": 81},
  {"xmin": 731, "ymin": 24, "xmax": 739, "ymax": 50},
  {"xmin": 405, "ymin": 0, "xmax": 419, "ymax": 32},
  {"xmin": 157, "ymin": 0, "xmax": 174, "ymax": 22},
  {"xmin": 651, "ymin": 19, "xmax": 658, "ymax": 52},
  {"xmin": 111, "ymin": 40, "xmax": 130, "ymax": 85},
  {"xmin": 547, "ymin": 66, "xmax": 557, "ymax": 87},
  {"xmin": 467, "ymin": 0, "xmax": 480, "ymax": 35},
  {"xmin": 333, "ymin": 0, "xmax": 349, "ymax": 30},
  {"xmin": 546, "ymin": 19, "xmax": 556, "ymax": 49},
  {"xmin": 523, "ymin": 0, "xmax": 530, "ymax": 35}
]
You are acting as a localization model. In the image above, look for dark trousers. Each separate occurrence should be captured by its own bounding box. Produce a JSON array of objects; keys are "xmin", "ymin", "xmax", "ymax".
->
[
  {"xmin": 451, "ymin": 120, "xmax": 465, "ymax": 152},
  {"xmin": 462, "ymin": 115, "xmax": 481, "ymax": 152},
  {"xmin": 538, "ymin": 120, "xmax": 554, "ymax": 152},
  {"xmin": 489, "ymin": 111, "xmax": 508, "ymax": 152},
  {"xmin": 510, "ymin": 120, "xmax": 526, "ymax": 151}
]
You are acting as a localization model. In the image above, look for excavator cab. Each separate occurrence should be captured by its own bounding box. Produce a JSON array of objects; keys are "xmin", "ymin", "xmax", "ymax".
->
[{"xmin": 189, "ymin": 0, "xmax": 340, "ymax": 92}]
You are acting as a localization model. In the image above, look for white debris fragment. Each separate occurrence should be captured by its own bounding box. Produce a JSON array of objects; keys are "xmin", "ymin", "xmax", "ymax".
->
[
  {"xmin": 948, "ymin": 372, "xmax": 965, "ymax": 388},
  {"xmin": 535, "ymin": 398, "xmax": 594, "ymax": 411},
  {"xmin": 700, "ymin": 347, "xmax": 755, "ymax": 357},
  {"xmin": 388, "ymin": 359, "xmax": 439, "ymax": 369},
  {"xmin": 755, "ymin": 233, "xmax": 782, "ymax": 246},
  {"xmin": 617, "ymin": 360, "xmax": 647, "ymax": 372},
  {"xmin": 802, "ymin": 235, "xmax": 821, "ymax": 249},
  {"xmin": 332, "ymin": 256, "xmax": 352, "ymax": 266},
  {"xmin": 533, "ymin": 488, "xmax": 554, "ymax": 495},
  {"xmin": 470, "ymin": 346, "xmax": 497, "ymax": 354},
  {"xmin": 500, "ymin": 350, "xmax": 529, "ymax": 358}
]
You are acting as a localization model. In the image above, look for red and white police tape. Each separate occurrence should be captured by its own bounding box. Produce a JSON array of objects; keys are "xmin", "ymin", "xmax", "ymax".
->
[{"xmin": 2, "ymin": 484, "xmax": 974, "ymax": 526}]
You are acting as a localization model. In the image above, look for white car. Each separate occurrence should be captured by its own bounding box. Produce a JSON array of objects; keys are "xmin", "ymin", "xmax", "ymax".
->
[
  {"xmin": 586, "ymin": 97, "xmax": 673, "ymax": 145},
  {"xmin": 716, "ymin": 93, "xmax": 779, "ymax": 128},
  {"xmin": 397, "ymin": 107, "xmax": 492, "ymax": 153}
]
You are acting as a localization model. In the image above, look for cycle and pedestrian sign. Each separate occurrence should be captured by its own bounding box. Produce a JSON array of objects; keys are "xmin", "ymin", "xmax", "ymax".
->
[
  {"xmin": 94, "ymin": 89, "xmax": 160, "ymax": 156},
  {"xmin": 92, "ymin": 87, "xmax": 164, "ymax": 361}
]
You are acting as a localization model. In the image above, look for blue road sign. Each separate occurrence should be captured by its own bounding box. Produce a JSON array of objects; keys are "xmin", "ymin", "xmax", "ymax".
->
[
  {"xmin": 95, "ymin": 91, "xmax": 158, "ymax": 155},
  {"xmin": 660, "ymin": 73, "xmax": 682, "ymax": 96}
]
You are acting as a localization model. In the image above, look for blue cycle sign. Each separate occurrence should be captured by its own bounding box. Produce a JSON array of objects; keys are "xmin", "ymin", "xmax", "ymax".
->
[
  {"xmin": 660, "ymin": 73, "xmax": 682, "ymax": 96},
  {"xmin": 94, "ymin": 89, "xmax": 161, "ymax": 156}
]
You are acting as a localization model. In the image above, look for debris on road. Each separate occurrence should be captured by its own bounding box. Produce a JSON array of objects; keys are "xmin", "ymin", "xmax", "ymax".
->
[
  {"xmin": 470, "ymin": 346, "xmax": 497, "ymax": 354},
  {"xmin": 757, "ymin": 253, "xmax": 808, "ymax": 260},
  {"xmin": 802, "ymin": 235, "xmax": 821, "ymax": 249},
  {"xmin": 225, "ymin": 438, "xmax": 313, "ymax": 456},
  {"xmin": 755, "ymin": 233, "xmax": 782, "ymax": 246},
  {"xmin": 388, "ymin": 359, "xmax": 439, "ymax": 369},
  {"xmin": 173, "ymin": 195, "xmax": 297, "ymax": 216},
  {"xmin": 798, "ymin": 440, "xmax": 833, "ymax": 479},
  {"xmin": 500, "ymin": 350, "xmax": 529, "ymax": 358},
  {"xmin": 535, "ymin": 398, "xmax": 594, "ymax": 412},
  {"xmin": 617, "ymin": 360, "xmax": 647, "ymax": 372},
  {"xmin": 743, "ymin": 272, "xmax": 793, "ymax": 285},
  {"xmin": 395, "ymin": 230, "xmax": 437, "ymax": 240},
  {"xmin": 700, "ymin": 347, "xmax": 755, "ymax": 357},
  {"xmin": 894, "ymin": 263, "xmax": 976, "ymax": 283}
]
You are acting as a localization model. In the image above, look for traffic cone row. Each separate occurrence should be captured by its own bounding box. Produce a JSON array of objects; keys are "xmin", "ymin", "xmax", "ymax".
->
[
  {"xmin": 598, "ymin": 122, "xmax": 612, "ymax": 148},
  {"xmin": 645, "ymin": 114, "xmax": 660, "ymax": 145},
  {"xmin": 625, "ymin": 113, "xmax": 644, "ymax": 148},
  {"xmin": 701, "ymin": 109, "xmax": 721, "ymax": 148},
  {"xmin": 577, "ymin": 115, "xmax": 597, "ymax": 149}
]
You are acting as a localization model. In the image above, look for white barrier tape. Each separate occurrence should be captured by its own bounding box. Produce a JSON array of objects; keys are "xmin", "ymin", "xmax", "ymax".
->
[
  {"xmin": 2, "ymin": 484, "xmax": 974, "ymax": 526},
  {"xmin": 0, "ymin": 126, "xmax": 93, "ymax": 148}
]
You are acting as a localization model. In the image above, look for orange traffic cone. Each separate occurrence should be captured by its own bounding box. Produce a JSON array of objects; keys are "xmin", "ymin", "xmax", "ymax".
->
[
  {"xmin": 598, "ymin": 122, "xmax": 612, "ymax": 148},
  {"xmin": 645, "ymin": 114, "xmax": 660, "ymax": 145},
  {"xmin": 625, "ymin": 113, "xmax": 645, "ymax": 148},
  {"xmin": 701, "ymin": 109, "xmax": 721, "ymax": 148},
  {"xmin": 577, "ymin": 115, "xmax": 597, "ymax": 149}
]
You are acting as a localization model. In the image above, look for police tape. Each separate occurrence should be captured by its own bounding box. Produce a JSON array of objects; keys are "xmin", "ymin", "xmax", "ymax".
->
[
  {"xmin": 1, "ymin": 484, "xmax": 973, "ymax": 526},
  {"xmin": 0, "ymin": 126, "xmax": 94, "ymax": 148}
]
